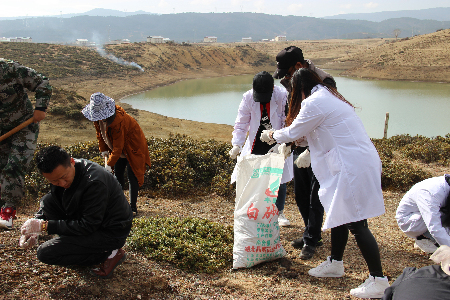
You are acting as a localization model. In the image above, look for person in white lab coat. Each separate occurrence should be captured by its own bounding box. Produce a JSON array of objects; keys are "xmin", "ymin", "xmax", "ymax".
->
[
  {"xmin": 260, "ymin": 68, "xmax": 389, "ymax": 299},
  {"xmin": 396, "ymin": 175, "xmax": 450, "ymax": 254},
  {"xmin": 229, "ymin": 71, "xmax": 294, "ymax": 226}
]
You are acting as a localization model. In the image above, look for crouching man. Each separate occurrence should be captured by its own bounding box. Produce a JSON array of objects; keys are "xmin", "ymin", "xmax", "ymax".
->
[{"xmin": 19, "ymin": 146, "xmax": 133, "ymax": 278}]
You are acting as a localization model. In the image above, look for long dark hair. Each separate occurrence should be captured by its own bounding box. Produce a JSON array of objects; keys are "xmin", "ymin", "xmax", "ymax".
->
[{"xmin": 286, "ymin": 68, "xmax": 353, "ymax": 127}]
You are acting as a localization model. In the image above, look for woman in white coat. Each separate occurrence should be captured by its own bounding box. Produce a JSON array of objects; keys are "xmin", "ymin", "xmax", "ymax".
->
[
  {"xmin": 229, "ymin": 71, "xmax": 293, "ymax": 226},
  {"xmin": 396, "ymin": 175, "xmax": 450, "ymax": 253},
  {"xmin": 260, "ymin": 68, "xmax": 389, "ymax": 299}
]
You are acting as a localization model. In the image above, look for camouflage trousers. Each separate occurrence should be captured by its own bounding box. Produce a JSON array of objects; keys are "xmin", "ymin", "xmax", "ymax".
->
[{"xmin": 0, "ymin": 122, "xmax": 39, "ymax": 207}]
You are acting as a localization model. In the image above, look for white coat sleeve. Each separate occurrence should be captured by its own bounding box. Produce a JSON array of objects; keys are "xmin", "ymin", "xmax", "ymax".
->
[
  {"xmin": 416, "ymin": 191, "xmax": 450, "ymax": 246},
  {"xmin": 273, "ymin": 99, "xmax": 325, "ymax": 144},
  {"xmin": 231, "ymin": 93, "xmax": 252, "ymax": 147}
]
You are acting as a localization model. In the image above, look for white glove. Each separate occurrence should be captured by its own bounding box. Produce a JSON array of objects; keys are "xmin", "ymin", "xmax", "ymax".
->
[
  {"xmin": 19, "ymin": 233, "xmax": 39, "ymax": 249},
  {"xmin": 229, "ymin": 145, "xmax": 241, "ymax": 159},
  {"xmin": 295, "ymin": 149, "xmax": 311, "ymax": 168},
  {"xmin": 268, "ymin": 143, "xmax": 292, "ymax": 159},
  {"xmin": 101, "ymin": 151, "xmax": 109, "ymax": 158},
  {"xmin": 260, "ymin": 130, "xmax": 276, "ymax": 145},
  {"xmin": 279, "ymin": 143, "xmax": 292, "ymax": 159},
  {"xmin": 268, "ymin": 144, "xmax": 280, "ymax": 154},
  {"xmin": 105, "ymin": 164, "xmax": 113, "ymax": 173},
  {"xmin": 21, "ymin": 219, "xmax": 44, "ymax": 235},
  {"xmin": 430, "ymin": 245, "xmax": 450, "ymax": 275}
]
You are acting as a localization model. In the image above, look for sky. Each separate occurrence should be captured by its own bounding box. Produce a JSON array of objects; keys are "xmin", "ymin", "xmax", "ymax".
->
[{"xmin": 1, "ymin": 0, "xmax": 449, "ymax": 18}]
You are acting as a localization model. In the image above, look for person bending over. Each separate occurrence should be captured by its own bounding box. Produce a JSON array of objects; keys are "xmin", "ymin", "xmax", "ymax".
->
[
  {"xmin": 260, "ymin": 68, "xmax": 389, "ymax": 299},
  {"xmin": 19, "ymin": 146, "xmax": 133, "ymax": 279},
  {"xmin": 396, "ymin": 175, "xmax": 450, "ymax": 254}
]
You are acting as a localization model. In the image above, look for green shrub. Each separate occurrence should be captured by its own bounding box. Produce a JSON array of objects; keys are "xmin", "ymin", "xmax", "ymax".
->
[
  {"xmin": 143, "ymin": 134, "xmax": 235, "ymax": 197},
  {"xmin": 128, "ymin": 217, "xmax": 233, "ymax": 273}
]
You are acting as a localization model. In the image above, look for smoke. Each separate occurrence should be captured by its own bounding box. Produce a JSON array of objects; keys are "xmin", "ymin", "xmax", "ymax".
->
[
  {"xmin": 95, "ymin": 45, "xmax": 145, "ymax": 72},
  {"xmin": 90, "ymin": 32, "xmax": 144, "ymax": 72}
]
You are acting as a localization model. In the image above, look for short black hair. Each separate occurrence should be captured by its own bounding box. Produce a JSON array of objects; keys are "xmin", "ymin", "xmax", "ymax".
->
[{"xmin": 35, "ymin": 146, "xmax": 71, "ymax": 173}]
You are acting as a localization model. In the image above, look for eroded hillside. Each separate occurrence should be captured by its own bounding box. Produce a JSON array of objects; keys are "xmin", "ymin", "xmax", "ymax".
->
[{"xmin": 331, "ymin": 29, "xmax": 450, "ymax": 82}]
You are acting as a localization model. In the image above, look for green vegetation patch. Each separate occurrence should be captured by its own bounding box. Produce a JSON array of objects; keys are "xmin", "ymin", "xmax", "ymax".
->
[{"xmin": 128, "ymin": 217, "xmax": 234, "ymax": 273}]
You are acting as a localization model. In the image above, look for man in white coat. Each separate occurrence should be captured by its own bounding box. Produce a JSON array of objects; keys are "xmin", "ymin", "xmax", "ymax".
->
[
  {"xmin": 273, "ymin": 45, "xmax": 333, "ymax": 260},
  {"xmin": 229, "ymin": 71, "xmax": 293, "ymax": 226},
  {"xmin": 396, "ymin": 175, "xmax": 450, "ymax": 253}
]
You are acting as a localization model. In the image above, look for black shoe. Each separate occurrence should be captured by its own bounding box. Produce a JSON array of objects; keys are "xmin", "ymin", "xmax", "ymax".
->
[
  {"xmin": 300, "ymin": 244, "xmax": 316, "ymax": 260},
  {"xmin": 292, "ymin": 238, "xmax": 323, "ymax": 249},
  {"xmin": 291, "ymin": 238, "xmax": 304, "ymax": 249}
]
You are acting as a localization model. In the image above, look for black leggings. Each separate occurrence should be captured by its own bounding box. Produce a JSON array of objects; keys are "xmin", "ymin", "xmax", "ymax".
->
[
  {"xmin": 330, "ymin": 219, "xmax": 383, "ymax": 277},
  {"xmin": 114, "ymin": 157, "xmax": 139, "ymax": 211}
]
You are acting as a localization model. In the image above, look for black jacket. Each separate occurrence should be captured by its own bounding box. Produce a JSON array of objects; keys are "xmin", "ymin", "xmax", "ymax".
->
[
  {"xmin": 36, "ymin": 159, "xmax": 133, "ymax": 236},
  {"xmin": 382, "ymin": 265, "xmax": 450, "ymax": 300}
]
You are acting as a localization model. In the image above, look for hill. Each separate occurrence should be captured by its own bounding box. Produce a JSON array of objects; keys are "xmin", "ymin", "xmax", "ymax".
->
[
  {"xmin": 327, "ymin": 29, "xmax": 450, "ymax": 82},
  {"xmin": 1, "ymin": 12, "xmax": 449, "ymax": 43},
  {"xmin": 0, "ymin": 42, "xmax": 271, "ymax": 145},
  {"xmin": 325, "ymin": 7, "xmax": 450, "ymax": 22}
]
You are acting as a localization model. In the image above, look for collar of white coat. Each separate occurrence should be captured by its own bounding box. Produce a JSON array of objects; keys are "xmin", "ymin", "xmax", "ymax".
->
[{"xmin": 311, "ymin": 84, "xmax": 320, "ymax": 95}]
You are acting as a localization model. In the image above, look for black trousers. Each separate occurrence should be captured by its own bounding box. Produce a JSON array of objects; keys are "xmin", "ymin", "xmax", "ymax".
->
[
  {"xmin": 331, "ymin": 219, "xmax": 383, "ymax": 276},
  {"xmin": 293, "ymin": 151, "xmax": 324, "ymax": 247},
  {"xmin": 36, "ymin": 195, "xmax": 131, "ymax": 266},
  {"xmin": 114, "ymin": 157, "xmax": 139, "ymax": 211}
]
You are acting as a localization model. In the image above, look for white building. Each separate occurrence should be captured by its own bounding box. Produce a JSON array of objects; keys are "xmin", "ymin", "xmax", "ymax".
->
[
  {"xmin": 3, "ymin": 37, "xmax": 32, "ymax": 43},
  {"xmin": 241, "ymin": 37, "xmax": 252, "ymax": 43},
  {"xmin": 275, "ymin": 36, "xmax": 287, "ymax": 42},
  {"xmin": 147, "ymin": 36, "xmax": 164, "ymax": 43},
  {"xmin": 75, "ymin": 39, "xmax": 89, "ymax": 46},
  {"xmin": 203, "ymin": 36, "xmax": 217, "ymax": 43}
]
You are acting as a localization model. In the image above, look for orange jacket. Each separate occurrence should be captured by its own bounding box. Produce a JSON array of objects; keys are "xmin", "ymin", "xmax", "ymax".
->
[{"xmin": 94, "ymin": 105, "xmax": 151, "ymax": 187}]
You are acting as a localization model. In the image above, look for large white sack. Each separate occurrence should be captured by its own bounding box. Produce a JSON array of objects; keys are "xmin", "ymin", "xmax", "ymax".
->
[{"xmin": 233, "ymin": 153, "xmax": 287, "ymax": 269}]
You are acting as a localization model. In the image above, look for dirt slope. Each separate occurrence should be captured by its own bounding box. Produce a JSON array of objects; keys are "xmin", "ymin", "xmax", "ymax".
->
[{"xmin": 329, "ymin": 29, "xmax": 450, "ymax": 82}]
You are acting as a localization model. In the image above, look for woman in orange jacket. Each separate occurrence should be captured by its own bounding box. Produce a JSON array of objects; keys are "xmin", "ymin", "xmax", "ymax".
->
[{"xmin": 82, "ymin": 92, "xmax": 151, "ymax": 215}]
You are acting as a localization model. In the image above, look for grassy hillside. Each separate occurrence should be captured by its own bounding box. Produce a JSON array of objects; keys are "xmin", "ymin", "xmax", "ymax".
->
[{"xmin": 332, "ymin": 29, "xmax": 450, "ymax": 82}]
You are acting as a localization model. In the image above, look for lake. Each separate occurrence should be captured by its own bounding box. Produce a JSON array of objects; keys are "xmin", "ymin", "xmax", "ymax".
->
[{"xmin": 122, "ymin": 73, "xmax": 450, "ymax": 139}]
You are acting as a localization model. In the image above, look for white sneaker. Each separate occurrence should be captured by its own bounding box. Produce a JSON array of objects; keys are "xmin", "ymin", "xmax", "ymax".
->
[
  {"xmin": 350, "ymin": 275, "xmax": 389, "ymax": 299},
  {"xmin": 414, "ymin": 238, "xmax": 438, "ymax": 254},
  {"xmin": 0, "ymin": 206, "xmax": 15, "ymax": 230},
  {"xmin": 278, "ymin": 210, "xmax": 290, "ymax": 227},
  {"xmin": 308, "ymin": 256, "xmax": 344, "ymax": 277}
]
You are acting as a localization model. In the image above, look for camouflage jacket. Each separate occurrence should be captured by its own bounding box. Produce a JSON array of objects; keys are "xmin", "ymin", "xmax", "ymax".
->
[{"xmin": 0, "ymin": 58, "xmax": 52, "ymax": 128}]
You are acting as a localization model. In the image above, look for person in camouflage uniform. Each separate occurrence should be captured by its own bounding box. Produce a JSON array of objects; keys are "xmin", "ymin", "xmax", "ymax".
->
[{"xmin": 0, "ymin": 58, "xmax": 52, "ymax": 230}]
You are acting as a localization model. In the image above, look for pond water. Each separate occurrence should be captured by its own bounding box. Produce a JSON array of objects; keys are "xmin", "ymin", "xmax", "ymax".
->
[{"xmin": 122, "ymin": 73, "xmax": 450, "ymax": 139}]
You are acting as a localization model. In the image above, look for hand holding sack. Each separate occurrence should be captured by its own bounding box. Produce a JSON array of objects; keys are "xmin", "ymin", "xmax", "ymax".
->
[
  {"xmin": 268, "ymin": 143, "xmax": 292, "ymax": 159},
  {"xmin": 229, "ymin": 145, "xmax": 242, "ymax": 159}
]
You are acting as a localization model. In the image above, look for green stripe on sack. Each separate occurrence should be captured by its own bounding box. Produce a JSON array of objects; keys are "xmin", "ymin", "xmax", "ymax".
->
[{"xmin": 251, "ymin": 167, "xmax": 283, "ymax": 178}]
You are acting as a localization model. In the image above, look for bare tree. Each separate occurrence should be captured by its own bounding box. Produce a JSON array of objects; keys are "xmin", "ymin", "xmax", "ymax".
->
[{"xmin": 393, "ymin": 29, "xmax": 401, "ymax": 40}]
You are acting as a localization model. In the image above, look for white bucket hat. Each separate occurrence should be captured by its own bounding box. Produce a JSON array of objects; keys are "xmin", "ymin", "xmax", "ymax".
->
[
  {"xmin": 82, "ymin": 92, "xmax": 116, "ymax": 121},
  {"xmin": 430, "ymin": 245, "xmax": 450, "ymax": 275}
]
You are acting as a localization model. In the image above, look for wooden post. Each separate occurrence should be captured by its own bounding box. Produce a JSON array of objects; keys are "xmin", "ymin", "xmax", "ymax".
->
[{"xmin": 384, "ymin": 112, "xmax": 389, "ymax": 139}]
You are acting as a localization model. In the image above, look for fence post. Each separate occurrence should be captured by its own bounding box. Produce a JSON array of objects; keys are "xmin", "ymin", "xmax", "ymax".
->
[{"xmin": 384, "ymin": 112, "xmax": 389, "ymax": 139}]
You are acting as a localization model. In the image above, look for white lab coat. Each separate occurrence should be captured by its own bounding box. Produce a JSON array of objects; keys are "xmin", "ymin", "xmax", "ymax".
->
[
  {"xmin": 273, "ymin": 85, "xmax": 385, "ymax": 230},
  {"xmin": 396, "ymin": 176, "xmax": 450, "ymax": 246},
  {"xmin": 230, "ymin": 85, "xmax": 293, "ymax": 184}
]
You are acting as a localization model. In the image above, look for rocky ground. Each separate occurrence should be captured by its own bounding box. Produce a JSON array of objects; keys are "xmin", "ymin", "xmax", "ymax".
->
[{"xmin": 1, "ymin": 160, "xmax": 445, "ymax": 299}]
